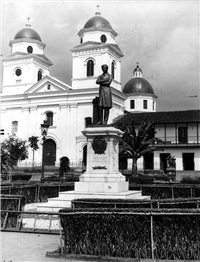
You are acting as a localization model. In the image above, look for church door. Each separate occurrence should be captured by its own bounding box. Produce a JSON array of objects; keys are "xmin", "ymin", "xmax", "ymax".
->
[{"xmin": 43, "ymin": 139, "xmax": 56, "ymax": 166}]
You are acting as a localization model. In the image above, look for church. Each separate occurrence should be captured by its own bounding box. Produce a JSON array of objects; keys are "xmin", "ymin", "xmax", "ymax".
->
[{"xmin": 1, "ymin": 10, "xmax": 199, "ymax": 175}]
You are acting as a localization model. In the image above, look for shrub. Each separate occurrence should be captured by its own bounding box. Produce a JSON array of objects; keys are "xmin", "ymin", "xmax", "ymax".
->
[
  {"xmin": 180, "ymin": 176, "xmax": 200, "ymax": 184},
  {"xmin": 59, "ymin": 156, "xmax": 70, "ymax": 178}
]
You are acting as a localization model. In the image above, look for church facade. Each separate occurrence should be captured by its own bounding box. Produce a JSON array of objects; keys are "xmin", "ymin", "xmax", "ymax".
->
[
  {"xmin": 1, "ymin": 12, "xmax": 127, "ymax": 166},
  {"xmin": 1, "ymin": 11, "xmax": 199, "ymax": 174}
]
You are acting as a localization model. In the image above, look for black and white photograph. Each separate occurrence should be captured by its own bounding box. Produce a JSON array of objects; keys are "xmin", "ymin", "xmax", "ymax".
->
[{"xmin": 1, "ymin": 0, "xmax": 200, "ymax": 261}]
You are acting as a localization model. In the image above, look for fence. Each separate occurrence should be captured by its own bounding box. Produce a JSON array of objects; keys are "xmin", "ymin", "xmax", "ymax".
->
[{"xmin": 12, "ymin": 161, "xmax": 84, "ymax": 172}]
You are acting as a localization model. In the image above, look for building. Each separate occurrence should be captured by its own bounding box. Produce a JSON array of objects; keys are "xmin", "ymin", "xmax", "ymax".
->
[
  {"xmin": 1, "ymin": 11, "xmax": 199, "ymax": 175},
  {"xmin": 1, "ymin": 12, "xmax": 126, "ymax": 166},
  {"xmin": 113, "ymin": 110, "xmax": 200, "ymax": 176}
]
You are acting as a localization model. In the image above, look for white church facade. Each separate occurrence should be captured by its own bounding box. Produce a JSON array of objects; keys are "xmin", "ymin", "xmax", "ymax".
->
[{"xmin": 1, "ymin": 11, "xmax": 199, "ymax": 175}]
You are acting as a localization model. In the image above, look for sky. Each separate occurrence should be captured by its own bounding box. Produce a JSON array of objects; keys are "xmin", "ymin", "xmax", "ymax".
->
[{"xmin": 1, "ymin": 0, "xmax": 200, "ymax": 112}]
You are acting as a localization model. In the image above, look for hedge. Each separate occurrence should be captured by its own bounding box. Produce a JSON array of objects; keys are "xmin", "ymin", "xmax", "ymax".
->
[
  {"xmin": 72, "ymin": 197, "xmax": 200, "ymax": 209},
  {"xmin": 1, "ymin": 183, "xmax": 74, "ymax": 204},
  {"xmin": 59, "ymin": 208, "xmax": 200, "ymax": 260},
  {"xmin": 129, "ymin": 184, "xmax": 200, "ymax": 199},
  {"xmin": 1, "ymin": 194, "xmax": 26, "ymax": 228}
]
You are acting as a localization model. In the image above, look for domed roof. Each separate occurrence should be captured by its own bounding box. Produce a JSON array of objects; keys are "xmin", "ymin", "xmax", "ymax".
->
[
  {"xmin": 84, "ymin": 14, "xmax": 112, "ymax": 30},
  {"xmin": 14, "ymin": 27, "xmax": 42, "ymax": 41},
  {"xmin": 123, "ymin": 77, "xmax": 154, "ymax": 95}
]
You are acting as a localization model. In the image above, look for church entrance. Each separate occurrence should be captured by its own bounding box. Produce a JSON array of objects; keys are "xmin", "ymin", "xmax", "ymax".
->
[{"xmin": 43, "ymin": 139, "xmax": 56, "ymax": 166}]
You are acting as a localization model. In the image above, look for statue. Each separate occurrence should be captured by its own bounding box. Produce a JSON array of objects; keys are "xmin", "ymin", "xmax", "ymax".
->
[
  {"xmin": 96, "ymin": 64, "xmax": 113, "ymax": 125},
  {"xmin": 167, "ymin": 154, "xmax": 176, "ymax": 169}
]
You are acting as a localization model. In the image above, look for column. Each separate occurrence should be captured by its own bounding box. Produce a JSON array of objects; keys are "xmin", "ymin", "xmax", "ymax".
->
[
  {"xmin": 21, "ymin": 107, "xmax": 30, "ymax": 138},
  {"xmin": 68, "ymin": 103, "xmax": 78, "ymax": 161},
  {"xmin": 59, "ymin": 104, "xmax": 68, "ymax": 157}
]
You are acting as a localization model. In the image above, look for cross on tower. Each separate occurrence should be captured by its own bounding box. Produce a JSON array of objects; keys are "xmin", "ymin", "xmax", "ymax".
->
[
  {"xmin": 95, "ymin": 5, "xmax": 101, "ymax": 16},
  {"xmin": 26, "ymin": 17, "xmax": 31, "ymax": 27}
]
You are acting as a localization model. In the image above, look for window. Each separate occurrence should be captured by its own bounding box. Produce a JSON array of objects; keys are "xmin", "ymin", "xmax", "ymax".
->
[
  {"xmin": 87, "ymin": 60, "xmax": 94, "ymax": 77},
  {"xmin": 153, "ymin": 101, "xmax": 155, "ymax": 111},
  {"xmin": 182, "ymin": 153, "xmax": 194, "ymax": 170},
  {"xmin": 143, "ymin": 100, "xmax": 147, "ymax": 109},
  {"xmin": 38, "ymin": 70, "xmax": 43, "ymax": 81},
  {"xmin": 15, "ymin": 68, "xmax": 22, "ymax": 76},
  {"xmin": 178, "ymin": 127, "xmax": 188, "ymax": 143},
  {"xmin": 11, "ymin": 121, "xmax": 18, "ymax": 134},
  {"xmin": 47, "ymin": 84, "xmax": 51, "ymax": 91},
  {"xmin": 111, "ymin": 61, "xmax": 115, "ymax": 79},
  {"xmin": 46, "ymin": 112, "xmax": 53, "ymax": 126},
  {"xmin": 143, "ymin": 152, "xmax": 154, "ymax": 170},
  {"xmin": 100, "ymin": 34, "xmax": 107, "ymax": 43},
  {"xmin": 27, "ymin": 46, "xmax": 33, "ymax": 53},
  {"xmin": 130, "ymin": 100, "xmax": 135, "ymax": 109}
]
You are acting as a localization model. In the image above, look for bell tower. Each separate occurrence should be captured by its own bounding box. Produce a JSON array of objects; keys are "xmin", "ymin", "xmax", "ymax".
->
[
  {"xmin": 70, "ymin": 7, "xmax": 124, "ymax": 91},
  {"xmin": 2, "ymin": 19, "xmax": 53, "ymax": 95}
]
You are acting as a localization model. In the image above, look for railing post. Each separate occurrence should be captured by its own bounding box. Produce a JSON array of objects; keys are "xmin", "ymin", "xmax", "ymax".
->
[
  {"xmin": 171, "ymin": 186, "xmax": 174, "ymax": 199},
  {"xmin": 150, "ymin": 214, "xmax": 154, "ymax": 259}
]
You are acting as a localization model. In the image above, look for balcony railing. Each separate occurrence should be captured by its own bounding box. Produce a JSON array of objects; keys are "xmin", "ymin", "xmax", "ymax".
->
[{"xmin": 154, "ymin": 136, "xmax": 200, "ymax": 146}]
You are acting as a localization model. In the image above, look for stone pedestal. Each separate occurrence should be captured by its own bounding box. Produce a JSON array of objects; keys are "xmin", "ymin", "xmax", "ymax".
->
[{"xmin": 75, "ymin": 126, "xmax": 128, "ymax": 193}]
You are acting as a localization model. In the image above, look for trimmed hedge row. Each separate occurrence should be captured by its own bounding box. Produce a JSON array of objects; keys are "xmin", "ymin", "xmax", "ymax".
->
[
  {"xmin": 129, "ymin": 184, "xmax": 200, "ymax": 199},
  {"xmin": 1, "ymin": 183, "xmax": 74, "ymax": 204},
  {"xmin": 59, "ymin": 208, "xmax": 200, "ymax": 260},
  {"xmin": 72, "ymin": 197, "xmax": 200, "ymax": 209},
  {"xmin": 1, "ymin": 194, "xmax": 26, "ymax": 228}
]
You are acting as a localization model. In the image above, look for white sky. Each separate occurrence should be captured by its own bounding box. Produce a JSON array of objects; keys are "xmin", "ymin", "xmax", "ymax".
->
[{"xmin": 1, "ymin": 0, "xmax": 200, "ymax": 111}]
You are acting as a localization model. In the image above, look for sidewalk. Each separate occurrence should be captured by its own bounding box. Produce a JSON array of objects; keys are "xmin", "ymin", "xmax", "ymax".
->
[{"xmin": 1, "ymin": 231, "xmax": 86, "ymax": 262}]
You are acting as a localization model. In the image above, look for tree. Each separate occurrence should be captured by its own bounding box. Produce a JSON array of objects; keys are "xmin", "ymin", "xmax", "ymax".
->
[
  {"xmin": 114, "ymin": 119, "xmax": 159, "ymax": 176},
  {"xmin": 28, "ymin": 136, "xmax": 39, "ymax": 169},
  {"xmin": 1, "ymin": 134, "xmax": 29, "ymax": 173},
  {"xmin": 59, "ymin": 156, "xmax": 70, "ymax": 178}
]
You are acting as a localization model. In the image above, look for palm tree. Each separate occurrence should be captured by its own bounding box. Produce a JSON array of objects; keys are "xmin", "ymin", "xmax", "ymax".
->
[
  {"xmin": 28, "ymin": 136, "xmax": 39, "ymax": 169},
  {"xmin": 114, "ymin": 119, "xmax": 159, "ymax": 176}
]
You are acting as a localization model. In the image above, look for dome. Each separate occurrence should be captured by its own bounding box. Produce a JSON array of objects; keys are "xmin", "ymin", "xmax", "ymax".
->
[
  {"xmin": 14, "ymin": 27, "xmax": 42, "ymax": 41},
  {"xmin": 84, "ymin": 15, "xmax": 112, "ymax": 30},
  {"xmin": 123, "ymin": 77, "xmax": 154, "ymax": 94}
]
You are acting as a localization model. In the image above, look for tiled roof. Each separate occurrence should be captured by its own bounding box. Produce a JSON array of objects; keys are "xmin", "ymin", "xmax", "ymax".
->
[{"xmin": 112, "ymin": 110, "xmax": 200, "ymax": 125}]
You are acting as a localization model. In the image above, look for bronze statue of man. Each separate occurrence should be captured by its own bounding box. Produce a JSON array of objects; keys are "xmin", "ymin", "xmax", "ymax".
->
[{"xmin": 96, "ymin": 64, "xmax": 113, "ymax": 124}]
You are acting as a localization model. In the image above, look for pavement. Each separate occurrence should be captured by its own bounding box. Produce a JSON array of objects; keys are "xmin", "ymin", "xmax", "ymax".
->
[{"xmin": 1, "ymin": 231, "xmax": 86, "ymax": 262}]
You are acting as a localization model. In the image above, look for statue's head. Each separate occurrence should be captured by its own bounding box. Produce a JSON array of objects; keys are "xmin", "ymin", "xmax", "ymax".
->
[{"xmin": 102, "ymin": 64, "xmax": 108, "ymax": 72}]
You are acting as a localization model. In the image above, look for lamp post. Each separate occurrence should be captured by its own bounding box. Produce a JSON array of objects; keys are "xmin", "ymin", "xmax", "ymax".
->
[{"xmin": 41, "ymin": 120, "xmax": 49, "ymax": 182}]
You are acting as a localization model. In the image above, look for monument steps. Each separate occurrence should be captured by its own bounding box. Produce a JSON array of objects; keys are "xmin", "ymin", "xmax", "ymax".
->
[{"xmin": 37, "ymin": 190, "xmax": 150, "ymax": 212}]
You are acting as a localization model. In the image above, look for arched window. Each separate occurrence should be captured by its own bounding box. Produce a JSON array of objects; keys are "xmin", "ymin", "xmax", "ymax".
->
[
  {"xmin": 111, "ymin": 61, "xmax": 115, "ymax": 79},
  {"xmin": 46, "ymin": 112, "xmax": 53, "ymax": 126},
  {"xmin": 38, "ymin": 70, "xmax": 43, "ymax": 81},
  {"xmin": 87, "ymin": 60, "xmax": 94, "ymax": 77},
  {"xmin": 11, "ymin": 121, "xmax": 18, "ymax": 134}
]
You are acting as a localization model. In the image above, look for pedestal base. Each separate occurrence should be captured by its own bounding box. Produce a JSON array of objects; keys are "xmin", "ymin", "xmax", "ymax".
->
[{"xmin": 37, "ymin": 189, "xmax": 150, "ymax": 212}]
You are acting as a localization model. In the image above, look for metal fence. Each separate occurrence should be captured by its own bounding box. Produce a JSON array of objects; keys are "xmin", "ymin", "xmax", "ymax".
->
[{"xmin": 13, "ymin": 161, "xmax": 84, "ymax": 171}]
